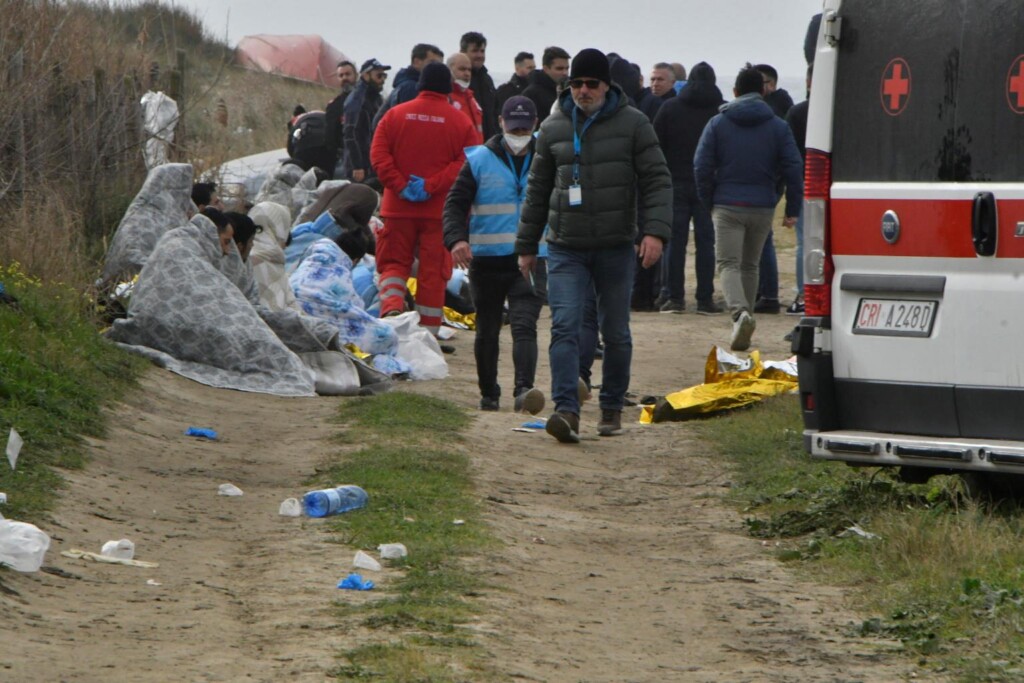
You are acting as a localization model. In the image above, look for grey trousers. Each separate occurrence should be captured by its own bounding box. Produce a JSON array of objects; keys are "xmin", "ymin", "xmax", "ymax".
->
[{"xmin": 712, "ymin": 206, "xmax": 775, "ymax": 320}]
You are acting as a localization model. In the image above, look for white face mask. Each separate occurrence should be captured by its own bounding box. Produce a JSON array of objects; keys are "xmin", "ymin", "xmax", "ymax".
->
[
  {"xmin": 503, "ymin": 133, "xmax": 532, "ymax": 155},
  {"xmin": 455, "ymin": 78, "xmax": 471, "ymax": 89}
]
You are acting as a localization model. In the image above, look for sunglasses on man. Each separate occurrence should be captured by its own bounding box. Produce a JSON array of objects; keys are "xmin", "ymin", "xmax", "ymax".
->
[{"xmin": 568, "ymin": 78, "xmax": 602, "ymax": 90}]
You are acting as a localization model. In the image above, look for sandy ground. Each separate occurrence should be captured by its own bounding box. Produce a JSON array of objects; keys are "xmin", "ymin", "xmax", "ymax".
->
[{"xmin": 1, "ymin": 235, "xmax": 918, "ymax": 682}]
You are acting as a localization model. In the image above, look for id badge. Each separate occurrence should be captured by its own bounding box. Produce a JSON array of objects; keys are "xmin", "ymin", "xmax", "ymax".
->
[{"xmin": 568, "ymin": 184, "xmax": 582, "ymax": 207}]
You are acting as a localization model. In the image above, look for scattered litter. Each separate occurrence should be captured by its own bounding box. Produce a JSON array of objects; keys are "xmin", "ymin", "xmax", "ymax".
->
[
  {"xmin": 532, "ymin": 537, "xmax": 547, "ymax": 544},
  {"xmin": 435, "ymin": 326, "xmax": 456, "ymax": 341},
  {"xmin": 278, "ymin": 498, "xmax": 301, "ymax": 517},
  {"xmin": 185, "ymin": 427, "xmax": 218, "ymax": 440},
  {"xmin": 452, "ymin": 519, "xmax": 465, "ymax": 526},
  {"xmin": 839, "ymin": 524, "xmax": 881, "ymax": 540},
  {"xmin": 337, "ymin": 573, "xmax": 374, "ymax": 590},
  {"xmin": 146, "ymin": 579, "xmax": 162, "ymax": 586},
  {"xmin": 511, "ymin": 428, "xmax": 536, "ymax": 433},
  {"xmin": 352, "ymin": 550, "xmax": 382, "ymax": 572},
  {"xmin": 378, "ymin": 543, "xmax": 408, "ymax": 559},
  {"xmin": 61, "ymin": 549, "xmax": 159, "ymax": 568},
  {"xmin": 6, "ymin": 428, "xmax": 23, "ymax": 470},
  {"xmin": 218, "ymin": 483, "xmax": 244, "ymax": 497},
  {"xmin": 521, "ymin": 420, "xmax": 546, "ymax": 429},
  {"xmin": 100, "ymin": 539, "xmax": 135, "ymax": 560},
  {"xmin": 0, "ymin": 519, "xmax": 51, "ymax": 572},
  {"xmin": 403, "ymin": 516, "xmax": 416, "ymax": 523}
]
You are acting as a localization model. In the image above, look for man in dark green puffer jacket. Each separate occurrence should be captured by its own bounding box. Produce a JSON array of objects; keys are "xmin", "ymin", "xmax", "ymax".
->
[{"xmin": 516, "ymin": 48, "xmax": 672, "ymax": 444}]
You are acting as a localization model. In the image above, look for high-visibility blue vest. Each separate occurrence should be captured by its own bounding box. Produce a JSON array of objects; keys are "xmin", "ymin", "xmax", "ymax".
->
[{"xmin": 467, "ymin": 145, "xmax": 544, "ymax": 257}]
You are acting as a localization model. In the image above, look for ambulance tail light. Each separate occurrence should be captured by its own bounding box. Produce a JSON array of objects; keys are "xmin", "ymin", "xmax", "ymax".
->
[{"xmin": 802, "ymin": 149, "xmax": 833, "ymax": 317}]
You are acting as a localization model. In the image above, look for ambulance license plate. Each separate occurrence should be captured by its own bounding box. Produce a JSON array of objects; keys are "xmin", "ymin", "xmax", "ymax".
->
[{"xmin": 853, "ymin": 298, "xmax": 937, "ymax": 337}]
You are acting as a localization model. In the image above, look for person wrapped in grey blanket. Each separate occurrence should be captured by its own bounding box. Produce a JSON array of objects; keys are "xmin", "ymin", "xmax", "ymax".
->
[{"xmin": 107, "ymin": 213, "xmax": 362, "ymax": 397}]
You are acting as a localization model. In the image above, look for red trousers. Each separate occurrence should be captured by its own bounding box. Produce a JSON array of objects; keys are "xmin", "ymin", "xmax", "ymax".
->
[{"xmin": 376, "ymin": 217, "xmax": 451, "ymax": 331}]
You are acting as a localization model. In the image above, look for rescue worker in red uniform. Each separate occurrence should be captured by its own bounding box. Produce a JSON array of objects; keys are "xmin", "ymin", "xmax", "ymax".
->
[
  {"xmin": 370, "ymin": 62, "xmax": 479, "ymax": 332},
  {"xmin": 447, "ymin": 52, "xmax": 485, "ymax": 144}
]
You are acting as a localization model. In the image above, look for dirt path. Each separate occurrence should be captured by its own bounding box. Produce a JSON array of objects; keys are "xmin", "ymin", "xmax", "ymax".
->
[{"xmin": 2, "ymin": 238, "xmax": 915, "ymax": 681}]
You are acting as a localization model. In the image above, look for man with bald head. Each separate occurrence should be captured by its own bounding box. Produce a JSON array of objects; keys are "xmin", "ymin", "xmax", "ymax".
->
[{"xmin": 448, "ymin": 52, "xmax": 484, "ymax": 144}]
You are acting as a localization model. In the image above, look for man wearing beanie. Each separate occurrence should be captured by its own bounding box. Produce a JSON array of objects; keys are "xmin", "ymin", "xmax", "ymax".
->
[
  {"xmin": 370, "ymin": 62, "xmax": 480, "ymax": 334},
  {"xmin": 444, "ymin": 95, "xmax": 546, "ymax": 415},
  {"xmin": 516, "ymin": 48, "xmax": 672, "ymax": 443}
]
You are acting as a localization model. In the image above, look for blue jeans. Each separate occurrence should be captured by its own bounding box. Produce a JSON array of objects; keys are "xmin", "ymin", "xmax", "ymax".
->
[
  {"xmin": 660, "ymin": 184, "xmax": 716, "ymax": 304},
  {"xmin": 578, "ymin": 286, "xmax": 599, "ymax": 388},
  {"xmin": 547, "ymin": 243, "xmax": 635, "ymax": 415},
  {"xmin": 757, "ymin": 229, "xmax": 779, "ymax": 301}
]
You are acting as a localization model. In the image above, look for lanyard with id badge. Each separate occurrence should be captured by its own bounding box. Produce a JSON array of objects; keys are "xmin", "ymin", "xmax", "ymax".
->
[{"xmin": 570, "ymin": 108, "xmax": 596, "ymax": 207}]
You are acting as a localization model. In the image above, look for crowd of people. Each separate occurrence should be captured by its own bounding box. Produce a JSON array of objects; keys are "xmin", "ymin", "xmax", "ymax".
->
[{"xmin": 113, "ymin": 31, "xmax": 808, "ymax": 443}]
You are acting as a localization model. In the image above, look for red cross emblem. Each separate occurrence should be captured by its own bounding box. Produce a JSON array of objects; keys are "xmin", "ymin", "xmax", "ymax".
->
[
  {"xmin": 880, "ymin": 58, "xmax": 911, "ymax": 116},
  {"xmin": 1007, "ymin": 55, "xmax": 1024, "ymax": 115}
]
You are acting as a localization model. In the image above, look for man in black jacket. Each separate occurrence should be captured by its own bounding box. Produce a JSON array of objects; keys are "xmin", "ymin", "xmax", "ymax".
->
[
  {"xmin": 494, "ymin": 51, "xmax": 535, "ymax": 112},
  {"xmin": 443, "ymin": 96, "xmax": 545, "ymax": 415},
  {"xmin": 638, "ymin": 62, "xmax": 676, "ymax": 122},
  {"xmin": 370, "ymin": 44, "xmax": 444, "ymax": 136},
  {"xmin": 517, "ymin": 48, "xmax": 672, "ymax": 443},
  {"xmin": 461, "ymin": 31, "xmax": 498, "ymax": 139},
  {"xmin": 325, "ymin": 60, "xmax": 357, "ymax": 177},
  {"xmin": 652, "ymin": 61, "xmax": 724, "ymax": 314},
  {"xmin": 522, "ymin": 46, "xmax": 570, "ymax": 125},
  {"xmin": 342, "ymin": 58, "xmax": 390, "ymax": 182}
]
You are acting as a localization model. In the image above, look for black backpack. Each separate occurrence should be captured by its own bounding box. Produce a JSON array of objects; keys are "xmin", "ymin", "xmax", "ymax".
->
[{"xmin": 288, "ymin": 111, "xmax": 328, "ymax": 157}]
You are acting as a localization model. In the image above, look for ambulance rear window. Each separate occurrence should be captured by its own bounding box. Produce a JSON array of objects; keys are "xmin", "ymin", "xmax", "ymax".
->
[{"xmin": 832, "ymin": 0, "xmax": 1024, "ymax": 183}]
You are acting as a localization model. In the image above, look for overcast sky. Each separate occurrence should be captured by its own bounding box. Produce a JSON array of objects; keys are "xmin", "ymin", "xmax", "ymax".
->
[{"xmin": 178, "ymin": 0, "xmax": 821, "ymax": 97}]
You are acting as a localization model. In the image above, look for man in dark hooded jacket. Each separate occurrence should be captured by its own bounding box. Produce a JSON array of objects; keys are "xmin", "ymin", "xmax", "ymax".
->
[
  {"xmin": 653, "ymin": 61, "xmax": 724, "ymax": 314},
  {"xmin": 694, "ymin": 66, "xmax": 802, "ymax": 352},
  {"xmin": 342, "ymin": 59, "xmax": 390, "ymax": 182},
  {"xmin": 461, "ymin": 31, "xmax": 499, "ymax": 139},
  {"xmin": 371, "ymin": 44, "xmax": 444, "ymax": 135},
  {"xmin": 523, "ymin": 46, "xmax": 570, "ymax": 124}
]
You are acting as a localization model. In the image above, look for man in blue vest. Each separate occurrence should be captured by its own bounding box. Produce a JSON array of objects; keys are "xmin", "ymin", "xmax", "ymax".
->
[{"xmin": 443, "ymin": 96, "xmax": 545, "ymax": 414}]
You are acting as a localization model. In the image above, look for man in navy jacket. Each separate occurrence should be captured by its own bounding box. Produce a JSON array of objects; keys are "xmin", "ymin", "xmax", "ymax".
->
[{"xmin": 694, "ymin": 66, "xmax": 802, "ymax": 352}]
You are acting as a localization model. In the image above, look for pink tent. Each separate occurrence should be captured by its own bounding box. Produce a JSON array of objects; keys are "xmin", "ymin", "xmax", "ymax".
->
[{"xmin": 235, "ymin": 34, "xmax": 348, "ymax": 88}]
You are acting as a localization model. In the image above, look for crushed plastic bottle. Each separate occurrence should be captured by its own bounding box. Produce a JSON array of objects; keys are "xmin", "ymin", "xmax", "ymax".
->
[
  {"xmin": 278, "ymin": 498, "xmax": 302, "ymax": 517},
  {"xmin": 377, "ymin": 543, "xmax": 408, "ymax": 559},
  {"xmin": 101, "ymin": 538, "xmax": 135, "ymax": 560},
  {"xmin": 302, "ymin": 485, "xmax": 368, "ymax": 518}
]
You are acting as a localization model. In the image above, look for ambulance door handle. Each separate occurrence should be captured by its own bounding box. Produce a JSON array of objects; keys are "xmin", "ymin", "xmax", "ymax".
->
[{"xmin": 972, "ymin": 192, "xmax": 997, "ymax": 257}]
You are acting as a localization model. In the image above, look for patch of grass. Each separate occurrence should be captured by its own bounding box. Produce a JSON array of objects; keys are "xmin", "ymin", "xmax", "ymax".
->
[
  {"xmin": 318, "ymin": 393, "xmax": 500, "ymax": 681},
  {"xmin": 697, "ymin": 394, "xmax": 1024, "ymax": 680},
  {"xmin": 0, "ymin": 264, "xmax": 143, "ymax": 522}
]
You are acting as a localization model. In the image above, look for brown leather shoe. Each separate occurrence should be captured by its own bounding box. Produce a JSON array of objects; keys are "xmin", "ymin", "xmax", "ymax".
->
[
  {"xmin": 545, "ymin": 411, "xmax": 580, "ymax": 444},
  {"xmin": 597, "ymin": 409, "xmax": 622, "ymax": 437}
]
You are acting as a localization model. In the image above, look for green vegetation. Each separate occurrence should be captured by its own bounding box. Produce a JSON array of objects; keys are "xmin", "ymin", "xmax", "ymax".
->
[
  {"xmin": 315, "ymin": 393, "xmax": 501, "ymax": 682},
  {"xmin": 697, "ymin": 395, "xmax": 1024, "ymax": 681},
  {"xmin": 0, "ymin": 264, "xmax": 143, "ymax": 522}
]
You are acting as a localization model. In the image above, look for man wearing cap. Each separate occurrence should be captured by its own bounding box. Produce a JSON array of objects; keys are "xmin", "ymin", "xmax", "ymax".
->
[
  {"xmin": 342, "ymin": 58, "xmax": 390, "ymax": 183},
  {"xmin": 444, "ymin": 96, "xmax": 545, "ymax": 415},
  {"xmin": 517, "ymin": 48, "xmax": 672, "ymax": 443},
  {"xmin": 371, "ymin": 62, "xmax": 480, "ymax": 334}
]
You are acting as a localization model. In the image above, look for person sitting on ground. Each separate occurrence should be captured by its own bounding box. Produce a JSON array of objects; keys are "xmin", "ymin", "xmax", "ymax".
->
[
  {"xmin": 284, "ymin": 183, "xmax": 380, "ymax": 275},
  {"xmin": 248, "ymin": 201, "xmax": 302, "ymax": 312},
  {"xmin": 200, "ymin": 207, "xmax": 234, "ymax": 256},
  {"xmin": 225, "ymin": 211, "xmax": 261, "ymax": 262},
  {"xmin": 443, "ymin": 95, "xmax": 545, "ymax": 414},
  {"xmin": 289, "ymin": 221, "xmax": 410, "ymax": 376}
]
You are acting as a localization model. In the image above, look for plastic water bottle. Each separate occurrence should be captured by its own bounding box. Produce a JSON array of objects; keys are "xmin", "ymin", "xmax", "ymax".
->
[{"xmin": 303, "ymin": 485, "xmax": 368, "ymax": 518}]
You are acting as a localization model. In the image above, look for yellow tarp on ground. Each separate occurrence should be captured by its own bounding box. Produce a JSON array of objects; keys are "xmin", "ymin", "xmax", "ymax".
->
[{"xmin": 640, "ymin": 347, "xmax": 798, "ymax": 423}]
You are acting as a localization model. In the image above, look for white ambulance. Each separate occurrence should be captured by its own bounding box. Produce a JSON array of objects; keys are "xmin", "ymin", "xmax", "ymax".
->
[{"xmin": 794, "ymin": 0, "xmax": 1024, "ymax": 485}]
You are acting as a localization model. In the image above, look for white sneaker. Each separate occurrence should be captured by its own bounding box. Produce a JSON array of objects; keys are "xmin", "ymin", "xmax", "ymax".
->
[{"xmin": 730, "ymin": 311, "xmax": 756, "ymax": 351}]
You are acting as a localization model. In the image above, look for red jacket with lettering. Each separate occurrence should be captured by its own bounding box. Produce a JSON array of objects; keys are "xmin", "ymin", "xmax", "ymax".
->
[
  {"xmin": 449, "ymin": 84, "xmax": 485, "ymax": 145},
  {"xmin": 370, "ymin": 91, "xmax": 480, "ymax": 219}
]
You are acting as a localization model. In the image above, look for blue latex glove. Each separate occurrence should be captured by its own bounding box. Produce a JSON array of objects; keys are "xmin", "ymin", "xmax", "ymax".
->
[
  {"xmin": 185, "ymin": 427, "xmax": 218, "ymax": 440},
  {"xmin": 338, "ymin": 573, "xmax": 375, "ymax": 590},
  {"xmin": 399, "ymin": 175, "xmax": 430, "ymax": 202}
]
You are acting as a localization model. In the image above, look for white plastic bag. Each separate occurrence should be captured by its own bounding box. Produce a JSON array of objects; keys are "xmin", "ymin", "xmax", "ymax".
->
[
  {"xmin": 278, "ymin": 498, "xmax": 302, "ymax": 517},
  {"xmin": 379, "ymin": 312, "xmax": 448, "ymax": 380},
  {"xmin": 0, "ymin": 519, "xmax": 51, "ymax": 572},
  {"xmin": 378, "ymin": 543, "xmax": 408, "ymax": 559},
  {"xmin": 352, "ymin": 550, "xmax": 382, "ymax": 571},
  {"xmin": 218, "ymin": 483, "xmax": 244, "ymax": 497},
  {"xmin": 101, "ymin": 538, "xmax": 136, "ymax": 560}
]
